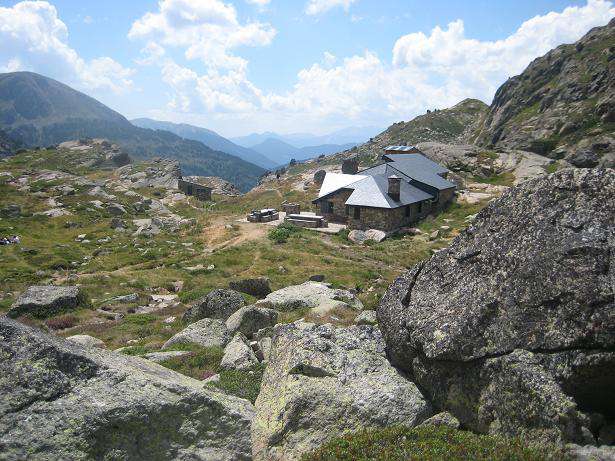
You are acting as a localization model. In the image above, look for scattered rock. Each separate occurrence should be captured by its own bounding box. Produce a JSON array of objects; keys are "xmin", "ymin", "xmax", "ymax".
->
[
  {"xmin": 377, "ymin": 169, "xmax": 615, "ymax": 444},
  {"xmin": 348, "ymin": 229, "xmax": 386, "ymax": 244},
  {"xmin": 263, "ymin": 281, "xmax": 363, "ymax": 312},
  {"xmin": 428, "ymin": 230, "xmax": 439, "ymax": 240},
  {"xmin": 171, "ymin": 280, "xmax": 184, "ymax": 293},
  {"xmin": 182, "ymin": 289, "xmax": 246, "ymax": 324},
  {"xmin": 107, "ymin": 203, "xmax": 127, "ymax": 216},
  {"xmin": 220, "ymin": 333, "xmax": 259, "ymax": 370},
  {"xmin": 564, "ymin": 444, "xmax": 615, "ymax": 461},
  {"xmin": 110, "ymin": 218, "xmax": 126, "ymax": 230},
  {"xmin": 0, "ymin": 318, "xmax": 254, "ymax": 461},
  {"xmin": 354, "ymin": 310, "xmax": 377, "ymax": 325},
  {"xmin": 229, "ymin": 277, "xmax": 272, "ymax": 298},
  {"xmin": 0, "ymin": 204, "xmax": 21, "ymax": 218},
  {"xmin": 418, "ymin": 412, "xmax": 460, "ymax": 429},
  {"xmin": 252, "ymin": 322, "xmax": 432, "ymax": 460},
  {"xmin": 225, "ymin": 305, "xmax": 279, "ymax": 339},
  {"xmin": 308, "ymin": 275, "xmax": 325, "ymax": 282},
  {"xmin": 65, "ymin": 334, "xmax": 105, "ymax": 348},
  {"xmin": 106, "ymin": 293, "xmax": 139, "ymax": 304},
  {"xmin": 8, "ymin": 286, "xmax": 86, "ymax": 319},
  {"xmin": 162, "ymin": 318, "xmax": 231, "ymax": 350}
]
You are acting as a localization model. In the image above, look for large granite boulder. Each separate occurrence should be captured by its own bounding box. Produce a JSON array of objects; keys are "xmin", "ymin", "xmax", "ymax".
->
[
  {"xmin": 0, "ymin": 318, "xmax": 254, "ymax": 460},
  {"xmin": 263, "ymin": 281, "xmax": 363, "ymax": 312},
  {"xmin": 229, "ymin": 277, "xmax": 272, "ymax": 298},
  {"xmin": 162, "ymin": 318, "xmax": 231, "ymax": 350},
  {"xmin": 182, "ymin": 289, "xmax": 245, "ymax": 323},
  {"xmin": 7, "ymin": 286, "xmax": 87, "ymax": 319},
  {"xmin": 377, "ymin": 168, "xmax": 615, "ymax": 445},
  {"xmin": 251, "ymin": 322, "xmax": 432, "ymax": 460},
  {"xmin": 226, "ymin": 305, "xmax": 279, "ymax": 339}
]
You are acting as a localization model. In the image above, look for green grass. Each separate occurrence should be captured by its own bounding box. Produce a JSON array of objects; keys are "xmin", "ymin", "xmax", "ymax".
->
[
  {"xmin": 302, "ymin": 426, "xmax": 570, "ymax": 461},
  {"xmin": 159, "ymin": 345, "xmax": 224, "ymax": 380},
  {"xmin": 211, "ymin": 364, "xmax": 266, "ymax": 403}
]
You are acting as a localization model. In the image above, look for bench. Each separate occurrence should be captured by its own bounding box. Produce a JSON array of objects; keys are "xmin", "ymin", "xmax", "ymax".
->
[{"xmin": 284, "ymin": 214, "xmax": 328, "ymax": 228}]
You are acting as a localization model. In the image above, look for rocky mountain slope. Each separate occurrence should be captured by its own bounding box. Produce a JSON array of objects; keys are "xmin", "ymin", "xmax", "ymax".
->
[
  {"xmin": 131, "ymin": 118, "xmax": 278, "ymax": 170},
  {"xmin": 338, "ymin": 99, "xmax": 488, "ymax": 163},
  {"xmin": 476, "ymin": 18, "xmax": 615, "ymax": 166},
  {"xmin": 0, "ymin": 72, "xmax": 265, "ymax": 191}
]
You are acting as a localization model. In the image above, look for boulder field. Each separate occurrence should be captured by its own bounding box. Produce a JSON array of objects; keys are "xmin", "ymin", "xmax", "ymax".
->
[
  {"xmin": 377, "ymin": 168, "xmax": 615, "ymax": 445},
  {"xmin": 0, "ymin": 317, "xmax": 254, "ymax": 461}
]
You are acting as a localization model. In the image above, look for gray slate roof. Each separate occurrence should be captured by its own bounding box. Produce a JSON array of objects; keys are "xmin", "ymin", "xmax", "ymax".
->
[{"xmin": 315, "ymin": 152, "xmax": 456, "ymax": 209}]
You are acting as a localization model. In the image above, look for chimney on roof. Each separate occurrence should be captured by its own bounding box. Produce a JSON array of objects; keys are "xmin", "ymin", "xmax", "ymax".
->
[{"xmin": 388, "ymin": 175, "xmax": 401, "ymax": 201}]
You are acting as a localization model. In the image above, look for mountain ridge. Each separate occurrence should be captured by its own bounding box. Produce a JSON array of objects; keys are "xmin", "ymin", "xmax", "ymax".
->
[{"xmin": 0, "ymin": 71, "xmax": 265, "ymax": 191}]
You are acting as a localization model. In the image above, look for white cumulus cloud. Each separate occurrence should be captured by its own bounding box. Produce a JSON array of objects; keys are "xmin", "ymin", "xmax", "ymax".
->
[
  {"xmin": 0, "ymin": 1, "xmax": 134, "ymax": 93},
  {"xmin": 129, "ymin": 0, "xmax": 276, "ymax": 70},
  {"xmin": 305, "ymin": 0, "xmax": 356, "ymax": 16},
  {"xmin": 138, "ymin": 0, "xmax": 614, "ymax": 135}
]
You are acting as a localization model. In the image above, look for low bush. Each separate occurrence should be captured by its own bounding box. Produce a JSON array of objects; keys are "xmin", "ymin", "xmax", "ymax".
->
[
  {"xmin": 45, "ymin": 314, "xmax": 78, "ymax": 330},
  {"xmin": 212, "ymin": 363, "xmax": 266, "ymax": 403},
  {"xmin": 268, "ymin": 222, "xmax": 301, "ymax": 244},
  {"xmin": 302, "ymin": 425, "xmax": 570, "ymax": 461}
]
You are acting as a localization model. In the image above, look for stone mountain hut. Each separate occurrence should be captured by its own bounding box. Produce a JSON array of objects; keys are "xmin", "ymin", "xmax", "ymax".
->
[{"xmin": 312, "ymin": 147, "xmax": 456, "ymax": 232}]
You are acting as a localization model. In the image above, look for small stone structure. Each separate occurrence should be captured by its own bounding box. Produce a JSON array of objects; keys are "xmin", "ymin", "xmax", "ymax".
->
[
  {"xmin": 178, "ymin": 179, "xmax": 212, "ymax": 201},
  {"xmin": 247, "ymin": 208, "xmax": 279, "ymax": 223},
  {"xmin": 284, "ymin": 213, "xmax": 328, "ymax": 228},
  {"xmin": 282, "ymin": 203, "xmax": 300, "ymax": 215}
]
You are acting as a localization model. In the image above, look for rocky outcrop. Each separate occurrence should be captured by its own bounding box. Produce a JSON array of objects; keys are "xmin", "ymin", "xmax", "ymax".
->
[
  {"xmin": 251, "ymin": 322, "xmax": 432, "ymax": 460},
  {"xmin": 476, "ymin": 19, "xmax": 615, "ymax": 165},
  {"xmin": 263, "ymin": 281, "xmax": 363, "ymax": 312},
  {"xmin": 226, "ymin": 305, "xmax": 279, "ymax": 339},
  {"xmin": 182, "ymin": 289, "xmax": 245, "ymax": 323},
  {"xmin": 229, "ymin": 277, "xmax": 272, "ymax": 298},
  {"xmin": 182, "ymin": 176, "xmax": 241, "ymax": 196},
  {"xmin": 0, "ymin": 318, "xmax": 254, "ymax": 460},
  {"xmin": 162, "ymin": 318, "xmax": 231, "ymax": 350},
  {"xmin": 7, "ymin": 286, "xmax": 87, "ymax": 319},
  {"xmin": 378, "ymin": 168, "xmax": 615, "ymax": 445}
]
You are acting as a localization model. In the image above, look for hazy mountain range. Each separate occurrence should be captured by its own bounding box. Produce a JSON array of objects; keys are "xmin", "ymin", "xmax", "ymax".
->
[{"xmin": 133, "ymin": 118, "xmax": 376, "ymax": 168}]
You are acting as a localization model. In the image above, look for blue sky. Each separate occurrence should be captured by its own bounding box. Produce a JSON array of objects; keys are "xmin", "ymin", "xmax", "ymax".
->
[{"xmin": 0, "ymin": 0, "xmax": 614, "ymax": 137}]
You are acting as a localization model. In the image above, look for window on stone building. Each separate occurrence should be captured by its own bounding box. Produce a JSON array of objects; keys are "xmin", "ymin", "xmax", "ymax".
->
[
  {"xmin": 345, "ymin": 205, "xmax": 350, "ymax": 216},
  {"xmin": 405, "ymin": 205, "xmax": 411, "ymax": 217},
  {"xmin": 418, "ymin": 201, "xmax": 423, "ymax": 214},
  {"xmin": 327, "ymin": 201, "xmax": 334, "ymax": 213},
  {"xmin": 353, "ymin": 207, "xmax": 361, "ymax": 219}
]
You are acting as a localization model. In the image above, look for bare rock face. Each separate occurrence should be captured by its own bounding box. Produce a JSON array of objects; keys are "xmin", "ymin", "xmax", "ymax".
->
[
  {"xmin": 182, "ymin": 289, "xmax": 245, "ymax": 324},
  {"xmin": 0, "ymin": 318, "xmax": 254, "ymax": 460},
  {"xmin": 476, "ymin": 19, "xmax": 615, "ymax": 161},
  {"xmin": 8, "ymin": 285, "xmax": 87, "ymax": 319},
  {"xmin": 377, "ymin": 168, "xmax": 615, "ymax": 445},
  {"xmin": 251, "ymin": 322, "xmax": 432, "ymax": 461}
]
